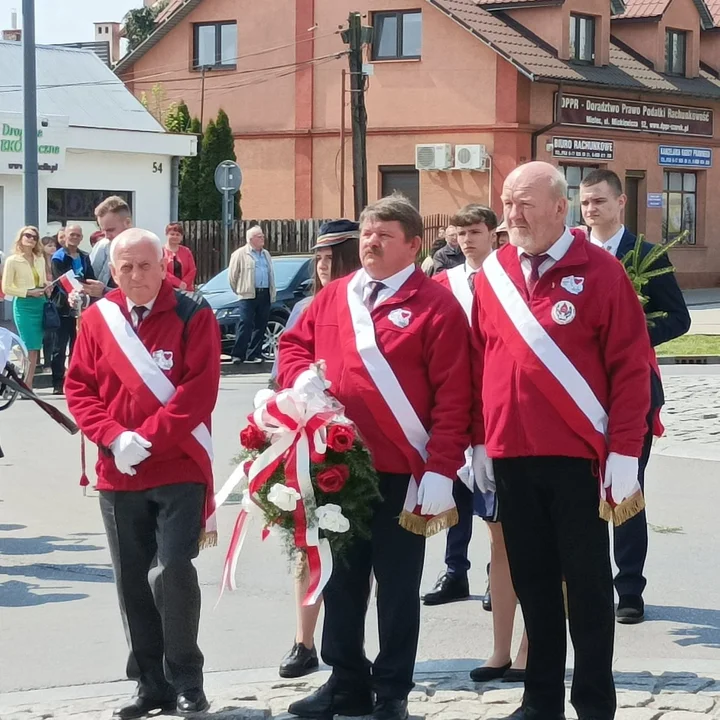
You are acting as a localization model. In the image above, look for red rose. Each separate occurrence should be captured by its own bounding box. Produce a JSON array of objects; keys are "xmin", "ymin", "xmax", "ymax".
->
[
  {"xmin": 240, "ymin": 424, "xmax": 267, "ymax": 451},
  {"xmin": 327, "ymin": 424, "xmax": 356, "ymax": 453},
  {"xmin": 316, "ymin": 464, "xmax": 350, "ymax": 493}
]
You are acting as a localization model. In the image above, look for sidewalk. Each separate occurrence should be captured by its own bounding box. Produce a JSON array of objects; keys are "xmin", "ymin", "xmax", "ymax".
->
[{"xmin": 3, "ymin": 665, "xmax": 720, "ymax": 720}]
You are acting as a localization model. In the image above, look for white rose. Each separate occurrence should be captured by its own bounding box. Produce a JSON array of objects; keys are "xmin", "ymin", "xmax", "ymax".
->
[
  {"xmin": 267, "ymin": 483, "xmax": 301, "ymax": 512},
  {"xmin": 254, "ymin": 388, "xmax": 275, "ymax": 409},
  {"xmin": 315, "ymin": 503, "xmax": 350, "ymax": 534}
]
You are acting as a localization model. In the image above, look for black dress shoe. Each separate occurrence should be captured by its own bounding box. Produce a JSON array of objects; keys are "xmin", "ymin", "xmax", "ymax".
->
[
  {"xmin": 506, "ymin": 707, "xmax": 565, "ymax": 720},
  {"xmin": 373, "ymin": 699, "xmax": 408, "ymax": 720},
  {"xmin": 482, "ymin": 563, "xmax": 492, "ymax": 612},
  {"xmin": 423, "ymin": 573, "xmax": 469, "ymax": 606},
  {"xmin": 279, "ymin": 642, "xmax": 319, "ymax": 678},
  {"xmin": 52, "ymin": 385, "xmax": 64, "ymax": 396},
  {"xmin": 112, "ymin": 696, "xmax": 176, "ymax": 720},
  {"xmin": 616, "ymin": 594, "xmax": 644, "ymax": 624},
  {"xmin": 502, "ymin": 668, "xmax": 526, "ymax": 683},
  {"xmin": 177, "ymin": 688, "xmax": 209, "ymax": 715},
  {"xmin": 288, "ymin": 681, "xmax": 374, "ymax": 718},
  {"xmin": 470, "ymin": 662, "xmax": 511, "ymax": 682}
]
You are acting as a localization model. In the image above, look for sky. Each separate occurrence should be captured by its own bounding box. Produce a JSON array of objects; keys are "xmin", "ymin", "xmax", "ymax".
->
[{"xmin": 0, "ymin": 0, "xmax": 141, "ymax": 44}]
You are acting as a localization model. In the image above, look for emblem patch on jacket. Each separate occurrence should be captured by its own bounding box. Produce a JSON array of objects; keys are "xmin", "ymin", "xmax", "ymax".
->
[
  {"xmin": 551, "ymin": 301, "xmax": 576, "ymax": 325},
  {"xmin": 388, "ymin": 308, "xmax": 412, "ymax": 328},
  {"xmin": 152, "ymin": 350, "xmax": 174, "ymax": 371},
  {"xmin": 560, "ymin": 276, "xmax": 584, "ymax": 295}
]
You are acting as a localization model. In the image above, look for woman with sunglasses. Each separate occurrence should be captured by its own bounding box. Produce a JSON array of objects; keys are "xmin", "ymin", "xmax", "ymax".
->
[{"xmin": 1, "ymin": 226, "xmax": 49, "ymax": 388}]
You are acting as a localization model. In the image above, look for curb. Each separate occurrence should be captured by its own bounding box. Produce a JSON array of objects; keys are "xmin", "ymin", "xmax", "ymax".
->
[{"xmin": 657, "ymin": 356, "xmax": 720, "ymax": 365}]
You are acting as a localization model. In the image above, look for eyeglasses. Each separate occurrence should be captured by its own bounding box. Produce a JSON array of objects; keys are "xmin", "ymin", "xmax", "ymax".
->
[{"xmin": 22, "ymin": 232, "xmax": 38, "ymax": 241}]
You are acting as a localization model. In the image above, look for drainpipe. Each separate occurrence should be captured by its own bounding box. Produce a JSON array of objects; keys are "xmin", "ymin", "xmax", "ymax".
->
[
  {"xmin": 531, "ymin": 84, "xmax": 564, "ymax": 160},
  {"xmin": 170, "ymin": 156, "xmax": 180, "ymax": 221}
]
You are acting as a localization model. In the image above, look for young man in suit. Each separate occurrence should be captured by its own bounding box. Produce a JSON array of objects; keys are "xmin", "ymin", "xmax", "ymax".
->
[{"xmin": 580, "ymin": 168, "xmax": 691, "ymax": 624}]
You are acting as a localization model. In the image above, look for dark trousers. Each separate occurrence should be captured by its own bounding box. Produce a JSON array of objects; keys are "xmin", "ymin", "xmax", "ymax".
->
[
  {"xmin": 42, "ymin": 329, "xmax": 57, "ymax": 368},
  {"xmin": 444, "ymin": 479, "xmax": 473, "ymax": 577},
  {"xmin": 51, "ymin": 315, "xmax": 77, "ymax": 386},
  {"xmin": 613, "ymin": 419, "xmax": 654, "ymax": 597},
  {"xmin": 322, "ymin": 473, "xmax": 426, "ymax": 701},
  {"xmin": 100, "ymin": 483, "xmax": 205, "ymax": 698},
  {"xmin": 495, "ymin": 457, "xmax": 616, "ymax": 720},
  {"xmin": 231, "ymin": 289, "xmax": 272, "ymax": 361}
]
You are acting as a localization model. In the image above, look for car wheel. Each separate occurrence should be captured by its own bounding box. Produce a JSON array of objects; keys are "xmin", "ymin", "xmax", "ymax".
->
[{"xmin": 262, "ymin": 318, "xmax": 286, "ymax": 362}]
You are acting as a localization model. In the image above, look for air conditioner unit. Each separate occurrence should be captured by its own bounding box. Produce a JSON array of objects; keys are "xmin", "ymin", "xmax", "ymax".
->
[
  {"xmin": 415, "ymin": 144, "xmax": 453, "ymax": 171},
  {"xmin": 454, "ymin": 144, "xmax": 489, "ymax": 171}
]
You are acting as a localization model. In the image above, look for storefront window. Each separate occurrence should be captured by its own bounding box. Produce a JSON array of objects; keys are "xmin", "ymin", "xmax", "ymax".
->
[
  {"xmin": 48, "ymin": 189, "xmax": 133, "ymax": 224},
  {"xmin": 662, "ymin": 171, "xmax": 696, "ymax": 244},
  {"xmin": 561, "ymin": 165, "xmax": 597, "ymax": 227}
]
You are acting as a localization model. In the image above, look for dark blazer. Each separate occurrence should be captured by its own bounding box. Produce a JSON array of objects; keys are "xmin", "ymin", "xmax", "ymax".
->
[
  {"xmin": 616, "ymin": 228, "xmax": 691, "ymax": 408},
  {"xmin": 51, "ymin": 247, "xmax": 96, "ymax": 316}
]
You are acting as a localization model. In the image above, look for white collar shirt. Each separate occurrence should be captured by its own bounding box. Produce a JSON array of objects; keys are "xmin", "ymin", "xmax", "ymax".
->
[
  {"xmin": 517, "ymin": 227, "xmax": 575, "ymax": 282},
  {"xmin": 590, "ymin": 225, "xmax": 625, "ymax": 258},
  {"xmin": 126, "ymin": 296, "xmax": 158, "ymax": 328},
  {"xmin": 358, "ymin": 263, "xmax": 416, "ymax": 308}
]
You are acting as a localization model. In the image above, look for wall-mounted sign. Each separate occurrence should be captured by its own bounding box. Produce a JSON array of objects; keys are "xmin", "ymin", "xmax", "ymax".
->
[
  {"xmin": 647, "ymin": 193, "xmax": 664, "ymax": 208},
  {"xmin": 658, "ymin": 145, "xmax": 712, "ymax": 168},
  {"xmin": 555, "ymin": 93, "xmax": 714, "ymax": 138},
  {"xmin": 552, "ymin": 136, "xmax": 614, "ymax": 160},
  {"xmin": 0, "ymin": 112, "xmax": 69, "ymax": 174}
]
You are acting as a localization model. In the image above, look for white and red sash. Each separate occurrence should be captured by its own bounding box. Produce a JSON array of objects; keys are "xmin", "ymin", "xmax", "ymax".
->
[
  {"xmin": 94, "ymin": 298, "xmax": 217, "ymax": 545},
  {"xmin": 335, "ymin": 271, "xmax": 457, "ymax": 537},
  {"xmin": 446, "ymin": 264, "xmax": 473, "ymax": 322}
]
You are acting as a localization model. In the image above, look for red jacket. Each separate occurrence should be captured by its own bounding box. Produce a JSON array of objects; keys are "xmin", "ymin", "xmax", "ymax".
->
[
  {"xmin": 278, "ymin": 269, "xmax": 472, "ymax": 480},
  {"xmin": 472, "ymin": 237, "xmax": 651, "ymax": 460},
  {"xmin": 164, "ymin": 245, "xmax": 197, "ymax": 291},
  {"xmin": 65, "ymin": 280, "xmax": 221, "ymax": 491}
]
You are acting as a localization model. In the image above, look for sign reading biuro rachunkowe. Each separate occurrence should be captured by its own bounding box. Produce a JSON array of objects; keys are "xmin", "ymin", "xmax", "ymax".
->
[
  {"xmin": 0, "ymin": 112, "xmax": 69, "ymax": 174},
  {"xmin": 555, "ymin": 93, "xmax": 714, "ymax": 138}
]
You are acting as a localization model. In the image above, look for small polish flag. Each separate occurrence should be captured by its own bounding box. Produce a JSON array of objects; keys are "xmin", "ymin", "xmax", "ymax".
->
[{"xmin": 59, "ymin": 270, "xmax": 82, "ymax": 294}]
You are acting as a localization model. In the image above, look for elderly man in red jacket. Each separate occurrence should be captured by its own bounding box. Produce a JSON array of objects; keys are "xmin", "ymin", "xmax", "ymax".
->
[
  {"xmin": 472, "ymin": 162, "xmax": 651, "ymax": 720},
  {"xmin": 278, "ymin": 193, "xmax": 471, "ymax": 720},
  {"xmin": 65, "ymin": 227, "xmax": 220, "ymax": 719}
]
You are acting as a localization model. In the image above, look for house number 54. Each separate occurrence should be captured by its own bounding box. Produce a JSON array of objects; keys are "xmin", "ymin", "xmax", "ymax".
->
[{"xmin": 153, "ymin": 162, "xmax": 163, "ymax": 174}]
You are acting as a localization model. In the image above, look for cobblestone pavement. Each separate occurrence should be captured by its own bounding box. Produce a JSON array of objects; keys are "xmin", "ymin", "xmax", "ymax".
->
[
  {"xmin": 660, "ymin": 376, "xmax": 720, "ymax": 445},
  {"xmin": 4, "ymin": 671, "xmax": 720, "ymax": 720}
]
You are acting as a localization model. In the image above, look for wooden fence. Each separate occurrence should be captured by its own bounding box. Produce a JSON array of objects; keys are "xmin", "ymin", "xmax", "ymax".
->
[{"xmin": 184, "ymin": 215, "xmax": 452, "ymax": 284}]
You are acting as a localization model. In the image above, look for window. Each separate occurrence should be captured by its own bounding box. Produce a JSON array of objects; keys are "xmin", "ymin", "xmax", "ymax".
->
[
  {"xmin": 569, "ymin": 14, "xmax": 595, "ymax": 63},
  {"xmin": 47, "ymin": 189, "xmax": 133, "ymax": 224},
  {"xmin": 666, "ymin": 29, "xmax": 686, "ymax": 76},
  {"xmin": 372, "ymin": 11, "xmax": 422, "ymax": 60},
  {"xmin": 193, "ymin": 22, "xmax": 237, "ymax": 69},
  {"xmin": 662, "ymin": 171, "xmax": 696, "ymax": 244},
  {"xmin": 562, "ymin": 165, "xmax": 597, "ymax": 227},
  {"xmin": 380, "ymin": 166, "xmax": 420, "ymax": 209}
]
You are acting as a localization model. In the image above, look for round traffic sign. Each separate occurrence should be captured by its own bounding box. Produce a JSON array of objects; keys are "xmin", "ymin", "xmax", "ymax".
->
[{"xmin": 214, "ymin": 160, "xmax": 242, "ymax": 194}]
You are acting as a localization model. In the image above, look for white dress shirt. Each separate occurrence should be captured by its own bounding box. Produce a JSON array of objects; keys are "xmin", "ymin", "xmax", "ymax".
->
[
  {"xmin": 126, "ymin": 296, "xmax": 157, "ymax": 328},
  {"xmin": 358, "ymin": 264, "xmax": 416, "ymax": 308},
  {"xmin": 590, "ymin": 225, "xmax": 625, "ymax": 258},
  {"xmin": 516, "ymin": 227, "xmax": 575, "ymax": 282}
]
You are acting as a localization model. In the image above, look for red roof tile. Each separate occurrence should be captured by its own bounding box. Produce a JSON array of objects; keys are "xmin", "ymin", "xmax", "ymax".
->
[{"xmin": 614, "ymin": 0, "xmax": 671, "ymax": 19}]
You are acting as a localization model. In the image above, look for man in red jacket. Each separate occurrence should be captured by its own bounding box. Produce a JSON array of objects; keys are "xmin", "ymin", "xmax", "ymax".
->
[
  {"xmin": 471, "ymin": 162, "xmax": 651, "ymax": 720},
  {"xmin": 65, "ymin": 227, "xmax": 220, "ymax": 719},
  {"xmin": 278, "ymin": 194, "xmax": 471, "ymax": 720}
]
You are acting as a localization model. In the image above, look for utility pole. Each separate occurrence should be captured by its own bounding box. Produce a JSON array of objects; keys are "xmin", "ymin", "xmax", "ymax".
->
[
  {"xmin": 343, "ymin": 12, "xmax": 371, "ymax": 219},
  {"xmin": 22, "ymin": 0, "xmax": 39, "ymax": 227},
  {"xmin": 339, "ymin": 69, "xmax": 346, "ymax": 218},
  {"xmin": 199, "ymin": 65, "xmax": 208, "ymax": 131}
]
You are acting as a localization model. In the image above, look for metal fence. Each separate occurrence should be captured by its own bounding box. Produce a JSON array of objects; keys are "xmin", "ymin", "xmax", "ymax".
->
[{"xmin": 184, "ymin": 215, "xmax": 452, "ymax": 284}]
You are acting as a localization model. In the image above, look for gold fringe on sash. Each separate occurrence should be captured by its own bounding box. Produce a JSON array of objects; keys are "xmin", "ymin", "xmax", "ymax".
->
[
  {"xmin": 598, "ymin": 491, "xmax": 646, "ymax": 527},
  {"xmin": 199, "ymin": 529, "xmax": 218, "ymax": 549},
  {"xmin": 399, "ymin": 507, "xmax": 459, "ymax": 538}
]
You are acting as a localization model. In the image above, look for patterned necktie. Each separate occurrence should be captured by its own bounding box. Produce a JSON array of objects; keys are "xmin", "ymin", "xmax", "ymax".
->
[
  {"xmin": 468, "ymin": 271, "xmax": 477, "ymax": 295},
  {"xmin": 364, "ymin": 281, "xmax": 386, "ymax": 311},
  {"xmin": 134, "ymin": 305, "xmax": 148, "ymax": 328},
  {"xmin": 522, "ymin": 253, "xmax": 549, "ymax": 295}
]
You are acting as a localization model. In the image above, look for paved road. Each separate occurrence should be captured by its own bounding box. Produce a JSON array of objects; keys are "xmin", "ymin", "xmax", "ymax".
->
[{"xmin": 1, "ymin": 373, "xmax": 719, "ymax": 693}]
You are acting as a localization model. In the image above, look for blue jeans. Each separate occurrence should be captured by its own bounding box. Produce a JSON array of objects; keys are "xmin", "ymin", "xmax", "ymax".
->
[{"xmin": 231, "ymin": 289, "xmax": 272, "ymax": 361}]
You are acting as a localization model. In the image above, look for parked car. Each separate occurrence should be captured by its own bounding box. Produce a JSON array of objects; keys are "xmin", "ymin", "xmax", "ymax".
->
[{"xmin": 199, "ymin": 254, "xmax": 312, "ymax": 361}]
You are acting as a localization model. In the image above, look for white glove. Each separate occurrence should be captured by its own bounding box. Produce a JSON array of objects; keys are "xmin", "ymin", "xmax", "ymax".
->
[
  {"xmin": 603, "ymin": 452, "xmax": 640, "ymax": 505},
  {"xmin": 417, "ymin": 472, "xmax": 455, "ymax": 516},
  {"xmin": 293, "ymin": 369, "xmax": 331, "ymax": 397},
  {"xmin": 456, "ymin": 447, "xmax": 474, "ymax": 492},
  {"xmin": 68, "ymin": 290, "xmax": 89, "ymax": 310},
  {"xmin": 110, "ymin": 431, "xmax": 152, "ymax": 476},
  {"xmin": 472, "ymin": 445, "xmax": 495, "ymax": 494}
]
